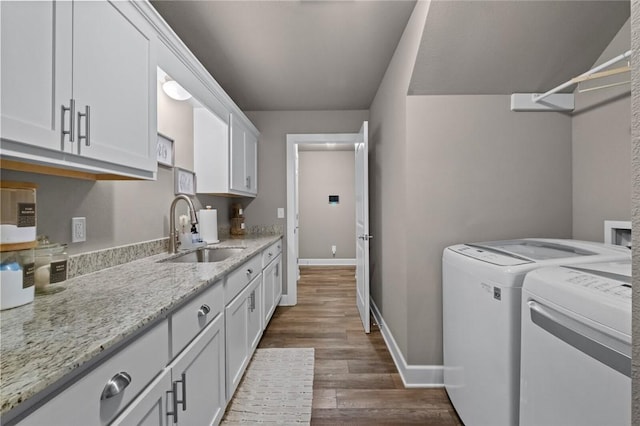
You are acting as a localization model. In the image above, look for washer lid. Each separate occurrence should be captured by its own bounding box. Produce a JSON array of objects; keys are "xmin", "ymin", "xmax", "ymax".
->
[
  {"xmin": 472, "ymin": 239, "xmax": 596, "ymax": 261},
  {"xmin": 448, "ymin": 244, "xmax": 533, "ymax": 266}
]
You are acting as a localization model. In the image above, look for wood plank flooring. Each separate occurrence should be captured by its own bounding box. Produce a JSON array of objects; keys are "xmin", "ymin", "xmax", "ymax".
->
[{"xmin": 258, "ymin": 266, "xmax": 462, "ymax": 425}]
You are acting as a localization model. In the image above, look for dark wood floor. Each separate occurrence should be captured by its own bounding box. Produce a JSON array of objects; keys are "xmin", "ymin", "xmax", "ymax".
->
[{"xmin": 258, "ymin": 266, "xmax": 462, "ymax": 425}]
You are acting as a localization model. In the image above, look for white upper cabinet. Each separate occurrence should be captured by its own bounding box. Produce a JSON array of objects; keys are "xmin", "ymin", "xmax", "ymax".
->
[
  {"xmin": 1, "ymin": 1, "xmax": 72, "ymax": 153},
  {"xmin": 228, "ymin": 113, "xmax": 258, "ymax": 196},
  {"xmin": 0, "ymin": 0, "xmax": 157, "ymax": 179},
  {"xmin": 70, "ymin": 1, "xmax": 155, "ymax": 173},
  {"xmin": 193, "ymin": 109, "xmax": 258, "ymax": 197}
]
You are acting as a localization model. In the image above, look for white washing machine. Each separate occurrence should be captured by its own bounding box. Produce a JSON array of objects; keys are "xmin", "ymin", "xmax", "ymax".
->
[
  {"xmin": 519, "ymin": 260, "xmax": 631, "ymax": 426},
  {"xmin": 442, "ymin": 239, "xmax": 630, "ymax": 426}
]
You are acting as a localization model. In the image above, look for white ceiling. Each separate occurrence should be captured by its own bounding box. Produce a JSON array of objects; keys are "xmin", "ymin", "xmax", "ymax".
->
[
  {"xmin": 150, "ymin": 0, "xmax": 417, "ymax": 111},
  {"xmin": 151, "ymin": 0, "xmax": 629, "ymax": 112}
]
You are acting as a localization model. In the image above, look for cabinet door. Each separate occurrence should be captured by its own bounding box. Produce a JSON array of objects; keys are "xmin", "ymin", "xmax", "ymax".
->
[
  {"xmin": 225, "ymin": 284, "xmax": 251, "ymax": 400},
  {"xmin": 274, "ymin": 255, "xmax": 283, "ymax": 306},
  {"xmin": 0, "ymin": 1, "xmax": 73, "ymax": 153},
  {"xmin": 71, "ymin": 1, "xmax": 155, "ymax": 173},
  {"xmin": 170, "ymin": 314, "xmax": 226, "ymax": 426},
  {"xmin": 229, "ymin": 114, "xmax": 246, "ymax": 192},
  {"xmin": 244, "ymin": 131, "xmax": 258, "ymax": 194},
  {"xmin": 247, "ymin": 276, "xmax": 263, "ymax": 352},
  {"xmin": 262, "ymin": 261, "xmax": 276, "ymax": 327},
  {"xmin": 110, "ymin": 368, "xmax": 172, "ymax": 426}
]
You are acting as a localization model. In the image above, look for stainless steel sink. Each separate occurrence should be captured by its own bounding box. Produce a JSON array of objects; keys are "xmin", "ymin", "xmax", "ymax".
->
[{"xmin": 164, "ymin": 247, "xmax": 245, "ymax": 263}]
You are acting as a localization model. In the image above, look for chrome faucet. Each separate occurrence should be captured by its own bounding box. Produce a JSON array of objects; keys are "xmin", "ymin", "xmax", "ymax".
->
[{"xmin": 169, "ymin": 195, "xmax": 198, "ymax": 254}]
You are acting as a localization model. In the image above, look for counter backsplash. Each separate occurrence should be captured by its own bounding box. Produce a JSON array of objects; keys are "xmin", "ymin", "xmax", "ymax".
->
[{"xmin": 67, "ymin": 224, "xmax": 284, "ymax": 280}]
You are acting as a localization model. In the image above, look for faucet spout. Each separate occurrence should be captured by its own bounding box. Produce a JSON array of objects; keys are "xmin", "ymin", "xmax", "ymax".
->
[{"xmin": 169, "ymin": 195, "xmax": 198, "ymax": 254}]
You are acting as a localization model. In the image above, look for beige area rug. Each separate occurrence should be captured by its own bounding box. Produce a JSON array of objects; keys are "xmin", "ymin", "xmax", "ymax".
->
[{"xmin": 221, "ymin": 348, "xmax": 315, "ymax": 425}]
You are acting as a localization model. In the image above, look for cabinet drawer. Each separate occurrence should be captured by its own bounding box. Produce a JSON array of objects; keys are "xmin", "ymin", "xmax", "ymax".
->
[
  {"xmin": 170, "ymin": 281, "xmax": 223, "ymax": 359},
  {"xmin": 225, "ymin": 254, "xmax": 262, "ymax": 304},
  {"xmin": 19, "ymin": 320, "xmax": 168, "ymax": 426},
  {"xmin": 262, "ymin": 240, "xmax": 282, "ymax": 268}
]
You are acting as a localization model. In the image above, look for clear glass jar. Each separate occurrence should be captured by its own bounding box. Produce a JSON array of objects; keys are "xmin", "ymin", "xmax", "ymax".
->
[
  {"xmin": 0, "ymin": 181, "xmax": 37, "ymax": 249},
  {"xmin": 34, "ymin": 241, "xmax": 68, "ymax": 292},
  {"xmin": 0, "ymin": 248, "xmax": 35, "ymax": 310}
]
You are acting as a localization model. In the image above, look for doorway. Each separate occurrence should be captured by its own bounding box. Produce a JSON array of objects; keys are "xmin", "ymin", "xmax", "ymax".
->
[{"xmin": 284, "ymin": 122, "xmax": 370, "ymax": 332}]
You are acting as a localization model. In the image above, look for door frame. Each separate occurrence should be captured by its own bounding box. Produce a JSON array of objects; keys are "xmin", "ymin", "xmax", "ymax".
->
[{"xmin": 282, "ymin": 132, "xmax": 359, "ymax": 306}]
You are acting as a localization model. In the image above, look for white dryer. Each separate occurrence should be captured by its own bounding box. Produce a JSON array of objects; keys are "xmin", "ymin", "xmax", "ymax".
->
[
  {"xmin": 442, "ymin": 239, "xmax": 630, "ymax": 426},
  {"xmin": 519, "ymin": 260, "xmax": 631, "ymax": 426}
]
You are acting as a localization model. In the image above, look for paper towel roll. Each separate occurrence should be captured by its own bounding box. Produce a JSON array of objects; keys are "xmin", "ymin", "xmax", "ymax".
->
[{"xmin": 199, "ymin": 208, "xmax": 219, "ymax": 243}]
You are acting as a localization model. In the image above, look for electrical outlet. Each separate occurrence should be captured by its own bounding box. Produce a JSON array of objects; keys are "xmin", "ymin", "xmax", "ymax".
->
[
  {"xmin": 277, "ymin": 208, "xmax": 285, "ymax": 219},
  {"xmin": 331, "ymin": 245, "xmax": 336, "ymax": 256},
  {"xmin": 71, "ymin": 217, "xmax": 86, "ymax": 243}
]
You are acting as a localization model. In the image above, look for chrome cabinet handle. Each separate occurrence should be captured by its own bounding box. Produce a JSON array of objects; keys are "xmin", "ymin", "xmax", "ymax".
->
[
  {"xmin": 358, "ymin": 234, "xmax": 374, "ymax": 241},
  {"xmin": 100, "ymin": 372, "xmax": 132, "ymax": 400},
  {"xmin": 176, "ymin": 373, "xmax": 187, "ymax": 411},
  {"xmin": 167, "ymin": 380, "xmax": 179, "ymax": 423},
  {"xmin": 249, "ymin": 290, "xmax": 256, "ymax": 312},
  {"xmin": 197, "ymin": 304, "xmax": 211, "ymax": 317},
  {"xmin": 246, "ymin": 268, "xmax": 253, "ymax": 275},
  {"xmin": 78, "ymin": 105, "xmax": 91, "ymax": 147},
  {"xmin": 246, "ymin": 176, "xmax": 251, "ymax": 189},
  {"xmin": 268, "ymin": 252, "xmax": 273, "ymax": 257},
  {"xmin": 61, "ymin": 99, "xmax": 75, "ymax": 143},
  {"xmin": 275, "ymin": 264, "xmax": 279, "ymax": 277}
]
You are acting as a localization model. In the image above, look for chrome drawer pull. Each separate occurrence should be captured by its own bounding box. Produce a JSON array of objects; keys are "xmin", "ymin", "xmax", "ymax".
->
[
  {"xmin": 246, "ymin": 268, "xmax": 254, "ymax": 275},
  {"xmin": 100, "ymin": 372, "xmax": 132, "ymax": 400},
  {"xmin": 197, "ymin": 304, "xmax": 211, "ymax": 317}
]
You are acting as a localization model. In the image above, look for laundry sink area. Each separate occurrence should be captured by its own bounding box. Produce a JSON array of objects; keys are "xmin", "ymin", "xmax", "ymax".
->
[{"xmin": 163, "ymin": 247, "xmax": 246, "ymax": 263}]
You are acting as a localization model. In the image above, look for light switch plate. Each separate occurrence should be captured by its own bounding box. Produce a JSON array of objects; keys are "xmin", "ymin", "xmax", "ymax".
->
[
  {"xmin": 277, "ymin": 208, "xmax": 285, "ymax": 219},
  {"xmin": 71, "ymin": 217, "xmax": 86, "ymax": 243}
]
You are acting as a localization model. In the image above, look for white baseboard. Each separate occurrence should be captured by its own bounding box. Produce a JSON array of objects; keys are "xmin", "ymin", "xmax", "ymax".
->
[
  {"xmin": 370, "ymin": 299, "xmax": 444, "ymax": 388},
  {"xmin": 278, "ymin": 294, "xmax": 295, "ymax": 306},
  {"xmin": 298, "ymin": 258, "xmax": 356, "ymax": 266}
]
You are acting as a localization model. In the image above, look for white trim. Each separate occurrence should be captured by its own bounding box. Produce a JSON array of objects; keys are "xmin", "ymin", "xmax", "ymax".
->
[
  {"xmin": 298, "ymin": 258, "xmax": 357, "ymax": 266},
  {"xmin": 370, "ymin": 299, "xmax": 444, "ymax": 388},
  {"xmin": 278, "ymin": 294, "xmax": 295, "ymax": 306},
  {"xmin": 286, "ymin": 133, "xmax": 360, "ymax": 307}
]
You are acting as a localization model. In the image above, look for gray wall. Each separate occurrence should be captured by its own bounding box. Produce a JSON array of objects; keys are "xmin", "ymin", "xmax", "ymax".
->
[
  {"xmin": 370, "ymin": 1, "xmax": 574, "ymax": 366},
  {"xmin": 1, "ymin": 79, "xmax": 230, "ymax": 255},
  {"xmin": 405, "ymin": 95, "xmax": 573, "ymax": 364},
  {"xmin": 630, "ymin": 2, "xmax": 639, "ymax": 423},
  {"xmin": 298, "ymin": 150, "xmax": 355, "ymax": 259},
  {"xmin": 368, "ymin": 0, "xmax": 430, "ymax": 362},
  {"xmin": 243, "ymin": 110, "xmax": 369, "ymax": 289},
  {"xmin": 573, "ymin": 19, "xmax": 631, "ymax": 242}
]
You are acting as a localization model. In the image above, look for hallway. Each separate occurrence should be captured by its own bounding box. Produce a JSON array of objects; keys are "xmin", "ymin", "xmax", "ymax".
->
[{"xmin": 258, "ymin": 266, "xmax": 462, "ymax": 425}]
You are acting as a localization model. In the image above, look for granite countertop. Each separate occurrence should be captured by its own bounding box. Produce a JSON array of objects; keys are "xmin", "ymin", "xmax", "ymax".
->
[{"xmin": 0, "ymin": 234, "xmax": 282, "ymax": 418}]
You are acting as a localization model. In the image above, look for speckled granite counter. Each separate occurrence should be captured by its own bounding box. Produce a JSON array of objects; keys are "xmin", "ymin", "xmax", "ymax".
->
[{"xmin": 0, "ymin": 234, "xmax": 282, "ymax": 420}]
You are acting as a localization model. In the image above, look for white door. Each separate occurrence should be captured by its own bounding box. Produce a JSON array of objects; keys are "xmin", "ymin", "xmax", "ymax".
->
[{"xmin": 355, "ymin": 121, "xmax": 370, "ymax": 333}]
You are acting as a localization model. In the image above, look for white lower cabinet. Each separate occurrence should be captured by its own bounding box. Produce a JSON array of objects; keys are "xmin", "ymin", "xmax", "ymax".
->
[
  {"xmin": 262, "ymin": 254, "xmax": 282, "ymax": 327},
  {"xmin": 110, "ymin": 368, "xmax": 172, "ymax": 426},
  {"xmin": 225, "ymin": 274, "xmax": 262, "ymax": 401},
  {"xmin": 113, "ymin": 314, "xmax": 225, "ymax": 426},
  {"xmin": 169, "ymin": 313, "xmax": 226, "ymax": 425},
  {"xmin": 18, "ymin": 321, "xmax": 168, "ymax": 426},
  {"xmin": 14, "ymin": 241, "xmax": 282, "ymax": 426}
]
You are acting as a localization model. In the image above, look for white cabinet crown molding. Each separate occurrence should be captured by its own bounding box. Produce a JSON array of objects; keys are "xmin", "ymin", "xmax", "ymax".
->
[{"xmin": 130, "ymin": 0, "xmax": 258, "ymax": 136}]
